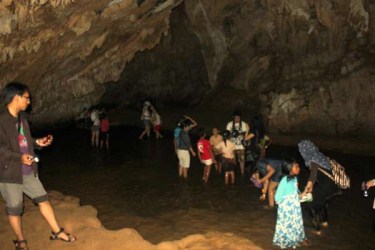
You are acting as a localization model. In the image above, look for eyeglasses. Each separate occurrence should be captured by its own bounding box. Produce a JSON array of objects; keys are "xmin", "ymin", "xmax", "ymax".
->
[{"xmin": 22, "ymin": 95, "xmax": 30, "ymax": 100}]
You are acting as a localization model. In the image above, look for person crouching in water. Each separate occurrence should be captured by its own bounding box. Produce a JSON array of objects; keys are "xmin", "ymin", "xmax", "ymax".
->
[
  {"xmin": 176, "ymin": 120, "xmax": 196, "ymax": 178},
  {"xmin": 273, "ymin": 159, "xmax": 308, "ymax": 249},
  {"xmin": 254, "ymin": 158, "xmax": 283, "ymax": 209},
  {"xmin": 197, "ymin": 128, "xmax": 215, "ymax": 183},
  {"xmin": 215, "ymin": 130, "xmax": 236, "ymax": 185}
]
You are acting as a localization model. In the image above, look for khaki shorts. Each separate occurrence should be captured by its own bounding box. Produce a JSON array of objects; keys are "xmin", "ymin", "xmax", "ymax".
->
[
  {"xmin": 177, "ymin": 149, "xmax": 190, "ymax": 168},
  {"xmin": 0, "ymin": 174, "xmax": 48, "ymax": 215}
]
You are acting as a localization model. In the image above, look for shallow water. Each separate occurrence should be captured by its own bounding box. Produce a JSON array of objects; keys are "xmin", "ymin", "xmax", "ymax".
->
[{"xmin": 38, "ymin": 126, "xmax": 375, "ymax": 249}]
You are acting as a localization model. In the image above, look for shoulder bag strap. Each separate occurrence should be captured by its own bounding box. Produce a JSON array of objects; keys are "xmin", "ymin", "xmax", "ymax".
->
[{"xmin": 317, "ymin": 167, "xmax": 335, "ymax": 183}]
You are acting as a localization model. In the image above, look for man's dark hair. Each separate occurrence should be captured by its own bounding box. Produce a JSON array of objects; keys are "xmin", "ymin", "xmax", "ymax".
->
[{"xmin": 2, "ymin": 81, "xmax": 29, "ymax": 105}]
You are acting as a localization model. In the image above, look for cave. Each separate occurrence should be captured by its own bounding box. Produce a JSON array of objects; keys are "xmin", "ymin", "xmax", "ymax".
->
[
  {"xmin": 1, "ymin": 0, "xmax": 374, "ymax": 138},
  {"xmin": 0, "ymin": 0, "xmax": 375, "ymax": 249}
]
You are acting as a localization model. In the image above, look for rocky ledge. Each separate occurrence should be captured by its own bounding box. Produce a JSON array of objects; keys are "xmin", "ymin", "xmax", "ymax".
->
[{"xmin": 0, "ymin": 191, "xmax": 262, "ymax": 250}]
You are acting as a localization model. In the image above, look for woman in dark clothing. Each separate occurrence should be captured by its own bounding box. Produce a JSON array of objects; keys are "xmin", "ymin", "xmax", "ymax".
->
[{"xmin": 298, "ymin": 140, "xmax": 341, "ymax": 235}]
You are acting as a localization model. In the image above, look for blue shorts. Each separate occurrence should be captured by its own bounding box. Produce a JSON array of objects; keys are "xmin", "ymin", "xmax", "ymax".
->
[{"xmin": 256, "ymin": 159, "xmax": 282, "ymax": 182}]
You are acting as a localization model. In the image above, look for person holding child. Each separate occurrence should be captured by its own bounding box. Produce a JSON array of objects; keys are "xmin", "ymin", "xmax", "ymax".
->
[{"xmin": 273, "ymin": 159, "xmax": 308, "ymax": 249}]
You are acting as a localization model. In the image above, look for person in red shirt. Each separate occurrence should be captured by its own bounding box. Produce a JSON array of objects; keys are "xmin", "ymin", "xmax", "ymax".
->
[
  {"xmin": 197, "ymin": 128, "xmax": 215, "ymax": 183},
  {"xmin": 100, "ymin": 114, "xmax": 110, "ymax": 150}
]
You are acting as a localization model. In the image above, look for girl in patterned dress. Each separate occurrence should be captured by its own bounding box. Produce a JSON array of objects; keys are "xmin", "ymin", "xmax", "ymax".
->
[{"xmin": 273, "ymin": 159, "xmax": 307, "ymax": 249}]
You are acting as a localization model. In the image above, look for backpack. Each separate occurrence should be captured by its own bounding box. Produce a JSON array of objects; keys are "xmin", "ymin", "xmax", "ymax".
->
[{"xmin": 318, "ymin": 158, "xmax": 350, "ymax": 189}]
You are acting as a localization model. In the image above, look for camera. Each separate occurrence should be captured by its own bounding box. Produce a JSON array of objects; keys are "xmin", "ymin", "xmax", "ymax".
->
[
  {"xmin": 362, "ymin": 182, "xmax": 368, "ymax": 197},
  {"xmin": 31, "ymin": 156, "xmax": 40, "ymax": 163}
]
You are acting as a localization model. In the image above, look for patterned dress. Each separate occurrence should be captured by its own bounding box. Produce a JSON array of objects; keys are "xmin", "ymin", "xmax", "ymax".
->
[{"xmin": 273, "ymin": 177, "xmax": 306, "ymax": 249}]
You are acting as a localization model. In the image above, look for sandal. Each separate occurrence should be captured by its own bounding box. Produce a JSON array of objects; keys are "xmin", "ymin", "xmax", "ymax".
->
[
  {"xmin": 50, "ymin": 227, "xmax": 77, "ymax": 242},
  {"xmin": 13, "ymin": 239, "xmax": 28, "ymax": 250}
]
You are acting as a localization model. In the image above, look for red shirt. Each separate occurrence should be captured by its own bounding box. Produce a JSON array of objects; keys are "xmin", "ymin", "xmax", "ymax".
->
[
  {"xmin": 197, "ymin": 138, "xmax": 212, "ymax": 160},
  {"xmin": 101, "ymin": 119, "xmax": 109, "ymax": 132}
]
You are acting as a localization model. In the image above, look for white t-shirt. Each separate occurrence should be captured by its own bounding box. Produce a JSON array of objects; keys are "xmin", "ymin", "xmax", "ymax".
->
[
  {"xmin": 90, "ymin": 110, "xmax": 100, "ymax": 126},
  {"xmin": 226, "ymin": 121, "xmax": 249, "ymax": 150},
  {"xmin": 151, "ymin": 113, "xmax": 161, "ymax": 125}
]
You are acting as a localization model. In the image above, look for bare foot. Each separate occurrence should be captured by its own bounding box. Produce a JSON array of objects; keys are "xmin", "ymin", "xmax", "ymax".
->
[
  {"xmin": 301, "ymin": 239, "xmax": 311, "ymax": 246},
  {"xmin": 314, "ymin": 230, "xmax": 322, "ymax": 236},
  {"xmin": 259, "ymin": 193, "xmax": 266, "ymax": 200}
]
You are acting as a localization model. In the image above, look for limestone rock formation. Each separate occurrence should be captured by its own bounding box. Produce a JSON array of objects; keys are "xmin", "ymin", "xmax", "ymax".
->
[
  {"xmin": 0, "ymin": 191, "xmax": 262, "ymax": 250},
  {"xmin": 182, "ymin": 0, "xmax": 375, "ymax": 136},
  {"xmin": 1, "ymin": 0, "xmax": 375, "ymax": 136},
  {"xmin": 0, "ymin": 0, "xmax": 183, "ymax": 126}
]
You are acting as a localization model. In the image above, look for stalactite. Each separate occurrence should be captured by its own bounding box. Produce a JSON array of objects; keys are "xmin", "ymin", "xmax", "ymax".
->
[
  {"xmin": 0, "ymin": 4, "xmax": 12, "ymax": 35},
  {"xmin": 348, "ymin": 0, "xmax": 369, "ymax": 35}
]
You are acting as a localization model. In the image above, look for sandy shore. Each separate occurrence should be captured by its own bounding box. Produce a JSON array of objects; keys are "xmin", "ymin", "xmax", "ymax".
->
[{"xmin": 0, "ymin": 191, "xmax": 262, "ymax": 250}]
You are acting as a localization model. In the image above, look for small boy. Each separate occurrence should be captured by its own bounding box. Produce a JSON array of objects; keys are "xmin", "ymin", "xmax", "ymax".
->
[{"xmin": 197, "ymin": 128, "xmax": 215, "ymax": 183}]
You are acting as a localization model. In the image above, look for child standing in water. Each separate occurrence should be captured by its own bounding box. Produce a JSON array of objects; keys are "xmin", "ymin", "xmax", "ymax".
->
[
  {"xmin": 273, "ymin": 159, "xmax": 307, "ymax": 249},
  {"xmin": 197, "ymin": 128, "xmax": 215, "ymax": 183},
  {"xmin": 100, "ymin": 114, "xmax": 110, "ymax": 150},
  {"xmin": 215, "ymin": 130, "xmax": 236, "ymax": 185},
  {"xmin": 150, "ymin": 105, "xmax": 163, "ymax": 139},
  {"xmin": 209, "ymin": 126, "xmax": 223, "ymax": 173}
]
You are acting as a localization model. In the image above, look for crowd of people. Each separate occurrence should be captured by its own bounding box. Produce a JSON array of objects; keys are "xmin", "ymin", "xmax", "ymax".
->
[
  {"xmin": 170, "ymin": 110, "xmax": 357, "ymax": 249},
  {"xmin": 0, "ymin": 87, "xmax": 372, "ymax": 250}
]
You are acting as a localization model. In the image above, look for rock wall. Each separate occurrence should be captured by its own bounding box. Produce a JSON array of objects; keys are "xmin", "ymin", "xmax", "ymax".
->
[
  {"xmin": 0, "ymin": 0, "xmax": 183, "ymax": 126},
  {"xmin": 1, "ymin": 0, "xmax": 375, "ymax": 136},
  {"xmin": 182, "ymin": 0, "xmax": 375, "ymax": 136}
]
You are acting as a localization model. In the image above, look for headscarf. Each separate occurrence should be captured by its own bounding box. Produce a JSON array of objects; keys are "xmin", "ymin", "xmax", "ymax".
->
[{"xmin": 298, "ymin": 140, "xmax": 331, "ymax": 170}]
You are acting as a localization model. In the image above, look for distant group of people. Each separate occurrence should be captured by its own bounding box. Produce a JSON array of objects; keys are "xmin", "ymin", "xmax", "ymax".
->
[
  {"xmin": 139, "ymin": 101, "xmax": 163, "ymax": 140},
  {"xmin": 173, "ymin": 111, "xmax": 270, "ymax": 184},
  {"xmin": 76, "ymin": 107, "xmax": 110, "ymax": 150}
]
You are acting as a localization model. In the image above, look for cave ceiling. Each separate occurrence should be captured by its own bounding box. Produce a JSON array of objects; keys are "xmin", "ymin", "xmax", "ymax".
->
[{"xmin": 1, "ymin": 0, "xmax": 374, "ymax": 136}]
